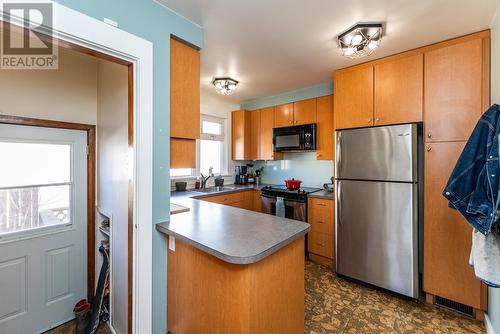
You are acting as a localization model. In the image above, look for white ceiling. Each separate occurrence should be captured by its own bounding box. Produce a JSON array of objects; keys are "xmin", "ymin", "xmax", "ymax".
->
[{"xmin": 159, "ymin": 0, "xmax": 499, "ymax": 104}]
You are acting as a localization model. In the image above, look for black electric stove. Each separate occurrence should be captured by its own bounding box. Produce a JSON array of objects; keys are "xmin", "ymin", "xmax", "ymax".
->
[{"xmin": 261, "ymin": 185, "xmax": 322, "ymax": 199}]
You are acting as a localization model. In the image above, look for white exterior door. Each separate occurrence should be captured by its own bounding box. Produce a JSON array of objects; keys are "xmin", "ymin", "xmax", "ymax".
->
[{"xmin": 0, "ymin": 124, "xmax": 87, "ymax": 334}]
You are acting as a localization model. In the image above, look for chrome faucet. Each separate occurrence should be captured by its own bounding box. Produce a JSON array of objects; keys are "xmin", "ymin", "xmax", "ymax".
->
[{"xmin": 200, "ymin": 167, "xmax": 213, "ymax": 189}]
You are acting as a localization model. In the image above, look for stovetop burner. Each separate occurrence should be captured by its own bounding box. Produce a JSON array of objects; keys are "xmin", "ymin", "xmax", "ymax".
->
[{"xmin": 261, "ymin": 185, "xmax": 322, "ymax": 195}]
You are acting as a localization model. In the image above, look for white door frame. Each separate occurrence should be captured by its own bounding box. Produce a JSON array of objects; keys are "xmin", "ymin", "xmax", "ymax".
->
[{"xmin": 0, "ymin": 2, "xmax": 154, "ymax": 333}]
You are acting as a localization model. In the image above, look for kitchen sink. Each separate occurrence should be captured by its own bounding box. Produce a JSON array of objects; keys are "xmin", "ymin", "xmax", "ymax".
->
[{"xmin": 190, "ymin": 186, "xmax": 237, "ymax": 194}]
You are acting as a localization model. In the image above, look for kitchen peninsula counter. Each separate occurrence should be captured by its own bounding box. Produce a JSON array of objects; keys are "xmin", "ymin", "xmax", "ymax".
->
[{"xmin": 156, "ymin": 186, "xmax": 309, "ymax": 334}]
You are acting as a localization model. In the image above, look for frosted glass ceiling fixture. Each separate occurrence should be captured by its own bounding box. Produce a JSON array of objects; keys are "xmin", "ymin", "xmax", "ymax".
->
[
  {"xmin": 211, "ymin": 77, "xmax": 239, "ymax": 95},
  {"xmin": 338, "ymin": 23, "xmax": 383, "ymax": 59}
]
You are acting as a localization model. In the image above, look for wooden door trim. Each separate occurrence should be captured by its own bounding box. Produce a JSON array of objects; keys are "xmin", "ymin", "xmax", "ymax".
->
[{"xmin": 0, "ymin": 114, "xmax": 97, "ymax": 302}]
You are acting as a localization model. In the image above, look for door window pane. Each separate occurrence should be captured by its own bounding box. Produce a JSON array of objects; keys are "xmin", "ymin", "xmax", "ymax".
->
[
  {"xmin": 0, "ymin": 185, "xmax": 71, "ymax": 235},
  {"xmin": 200, "ymin": 140, "xmax": 222, "ymax": 175},
  {"xmin": 0, "ymin": 141, "xmax": 72, "ymax": 236},
  {"xmin": 0, "ymin": 142, "xmax": 70, "ymax": 188}
]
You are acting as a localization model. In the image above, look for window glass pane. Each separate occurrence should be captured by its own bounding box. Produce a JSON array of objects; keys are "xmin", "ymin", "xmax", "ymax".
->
[
  {"xmin": 202, "ymin": 120, "xmax": 221, "ymax": 135},
  {"xmin": 170, "ymin": 168, "xmax": 194, "ymax": 177},
  {"xmin": 200, "ymin": 140, "xmax": 222, "ymax": 175},
  {"xmin": 0, "ymin": 184, "xmax": 71, "ymax": 235},
  {"xmin": 0, "ymin": 142, "xmax": 71, "ymax": 188}
]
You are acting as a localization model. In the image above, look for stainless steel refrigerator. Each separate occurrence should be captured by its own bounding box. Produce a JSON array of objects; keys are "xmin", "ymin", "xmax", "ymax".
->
[{"xmin": 335, "ymin": 124, "xmax": 420, "ymax": 298}]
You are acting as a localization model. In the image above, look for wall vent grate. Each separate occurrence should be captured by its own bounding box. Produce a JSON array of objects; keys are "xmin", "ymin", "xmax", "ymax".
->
[{"xmin": 434, "ymin": 296, "xmax": 474, "ymax": 317}]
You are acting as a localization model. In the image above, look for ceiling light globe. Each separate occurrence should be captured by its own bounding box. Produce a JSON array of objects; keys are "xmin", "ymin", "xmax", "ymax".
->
[{"xmin": 351, "ymin": 34, "xmax": 363, "ymax": 46}]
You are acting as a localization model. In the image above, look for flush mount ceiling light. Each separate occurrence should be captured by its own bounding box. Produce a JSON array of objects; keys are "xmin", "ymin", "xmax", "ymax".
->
[
  {"xmin": 211, "ymin": 77, "xmax": 239, "ymax": 95},
  {"xmin": 338, "ymin": 23, "xmax": 383, "ymax": 59}
]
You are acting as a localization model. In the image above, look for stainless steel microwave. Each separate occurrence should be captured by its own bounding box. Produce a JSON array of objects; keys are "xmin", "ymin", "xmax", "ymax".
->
[{"xmin": 273, "ymin": 124, "xmax": 316, "ymax": 152}]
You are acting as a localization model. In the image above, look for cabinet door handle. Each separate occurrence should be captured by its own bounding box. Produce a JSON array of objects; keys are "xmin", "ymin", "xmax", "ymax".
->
[
  {"xmin": 317, "ymin": 220, "xmax": 325, "ymax": 224},
  {"xmin": 375, "ymin": 118, "xmax": 380, "ymax": 122},
  {"xmin": 427, "ymin": 132, "xmax": 432, "ymax": 139},
  {"xmin": 315, "ymin": 242, "xmax": 325, "ymax": 247},
  {"xmin": 294, "ymin": 120, "xmax": 298, "ymax": 124},
  {"xmin": 368, "ymin": 117, "xmax": 372, "ymax": 123},
  {"xmin": 427, "ymin": 147, "xmax": 432, "ymax": 152},
  {"xmin": 289, "ymin": 121, "xmax": 293, "ymax": 124},
  {"xmin": 317, "ymin": 203, "xmax": 326, "ymax": 207}
]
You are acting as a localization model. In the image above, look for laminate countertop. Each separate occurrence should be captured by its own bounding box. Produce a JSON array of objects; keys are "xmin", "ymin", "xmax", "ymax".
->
[
  {"xmin": 308, "ymin": 190, "xmax": 334, "ymax": 200},
  {"xmin": 156, "ymin": 184, "xmax": 310, "ymax": 265}
]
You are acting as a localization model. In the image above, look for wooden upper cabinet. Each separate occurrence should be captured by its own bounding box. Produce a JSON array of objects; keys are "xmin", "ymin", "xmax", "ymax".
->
[
  {"xmin": 274, "ymin": 103, "xmax": 294, "ymax": 127},
  {"xmin": 293, "ymin": 98, "xmax": 317, "ymax": 125},
  {"xmin": 260, "ymin": 107, "xmax": 283, "ymax": 160},
  {"xmin": 171, "ymin": 138, "xmax": 196, "ymax": 168},
  {"xmin": 334, "ymin": 65, "xmax": 374, "ymax": 129},
  {"xmin": 231, "ymin": 110, "xmax": 251, "ymax": 160},
  {"xmin": 423, "ymin": 141, "xmax": 485, "ymax": 310},
  {"xmin": 316, "ymin": 95, "xmax": 333, "ymax": 160},
  {"xmin": 374, "ymin": 54, "xmax": 423, "ymax": 125},
  {"xmin": 424, "ymin": 38, "xmax": 484, "ymax": 142},
  {"xmin": 170, "ymin": 37, "xmax": 200, "ymax": 139},
  {"xmin": 249, "ymin": 110, "xmax": 261, "ymax": 160}
]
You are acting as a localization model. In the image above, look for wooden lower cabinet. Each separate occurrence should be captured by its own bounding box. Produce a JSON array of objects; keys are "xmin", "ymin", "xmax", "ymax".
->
[
  {"xmin": 167, "ymin": 238, "xmax": 305, "ymax": 333},
  {"xmin": 307, "ymin": 197, "xmax": 334, "ymax": 266},
  {"xmin": 253, "ymin": 190, "xmax": 262, "ymax": 212},
  {"xmin": 200, "ymin": 190, "xmax": 260, "ymax": 212},
  {"xmin": 423, "ymin": 141, "xmax": 486, "ymax": 311}
]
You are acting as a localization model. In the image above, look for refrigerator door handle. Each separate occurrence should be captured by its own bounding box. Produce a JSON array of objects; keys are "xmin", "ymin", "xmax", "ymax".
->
[
  {"xmin": 337, "ymin": 181, "xmax": 342, "ymax": 226},
  {"xmin": 336, "ymin": 132, "xmax": 343, "ymax": 177}
]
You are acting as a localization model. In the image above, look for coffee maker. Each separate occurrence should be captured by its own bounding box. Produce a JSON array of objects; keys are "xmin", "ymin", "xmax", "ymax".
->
[{"xmin": 234, "ymin": 165, "xmax": 248, "ymax": 185}]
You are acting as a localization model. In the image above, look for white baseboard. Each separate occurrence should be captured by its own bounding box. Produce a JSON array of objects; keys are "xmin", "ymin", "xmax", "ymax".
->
[{"xmin": 485, "ymin": 314, "xmax": 496, "ymax": 334}]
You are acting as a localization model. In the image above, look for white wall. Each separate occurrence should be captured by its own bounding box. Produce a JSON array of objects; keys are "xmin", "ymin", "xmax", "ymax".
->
[
  {"xmin": 96, "ymin": 60, "xmax": 129, "ymax": 334},
  {"xmin": 489, "ymin": 5, "xmax": 500, "ymax": 334},
  {"xmin": 0, "ymin": 47, "xmax": 98, "ymax": 124}
]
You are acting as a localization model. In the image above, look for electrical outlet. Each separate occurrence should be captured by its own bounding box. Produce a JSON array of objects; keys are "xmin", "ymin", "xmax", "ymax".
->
[{"xmin": 169, "ymin": 235, "xmax": 175, "ymax": 251}]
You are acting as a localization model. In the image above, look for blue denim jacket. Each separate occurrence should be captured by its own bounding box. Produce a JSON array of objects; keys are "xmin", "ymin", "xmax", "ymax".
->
[{"xmin": 443, "ymin": 104, "xmax": 500, "ymax": 235}]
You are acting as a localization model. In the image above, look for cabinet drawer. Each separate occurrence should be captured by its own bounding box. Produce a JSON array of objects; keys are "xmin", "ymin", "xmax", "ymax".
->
[
  {"xmin": 308, "ymin": 198, "xmax": 333, "ymax": 234},
  {"xmin": 308, "ymin": 232, "xmax": 334, "ymax": 259},
  {"xmin": 203, "ymin": 192, "xmax": 243, "ymax": 205}
]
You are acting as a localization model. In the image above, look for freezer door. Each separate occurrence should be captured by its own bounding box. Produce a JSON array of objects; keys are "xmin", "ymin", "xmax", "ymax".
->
[
  {"xmin": 335, "ymin": 124, "xmax": 417, "ymax": 182},
  {"xmin": 336, "ymin": 179, "xmax": 418, "ymax": 298}
]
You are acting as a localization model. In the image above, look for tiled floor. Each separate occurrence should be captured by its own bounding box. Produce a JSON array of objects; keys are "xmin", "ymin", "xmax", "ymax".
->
[
  {"xmin": 46, "ymin": 260, "xmax": 485, "ymax": 334},
  {"xmin": 305, "ymin": 260, "xmax": 486, "ymax": 334},
  {"xmin": 44, "ymin": 320, "xmax": 111, "ymax": 334}
]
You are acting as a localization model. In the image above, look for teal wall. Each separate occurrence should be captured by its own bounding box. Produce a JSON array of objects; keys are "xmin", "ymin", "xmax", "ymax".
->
[
  {"xmin": 54, "ymin": 1, "xmax": 203, "ymax": 333},
  {"xmin": 241, "ymin": 81, "xmax": 333, "ymax": 110}
]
